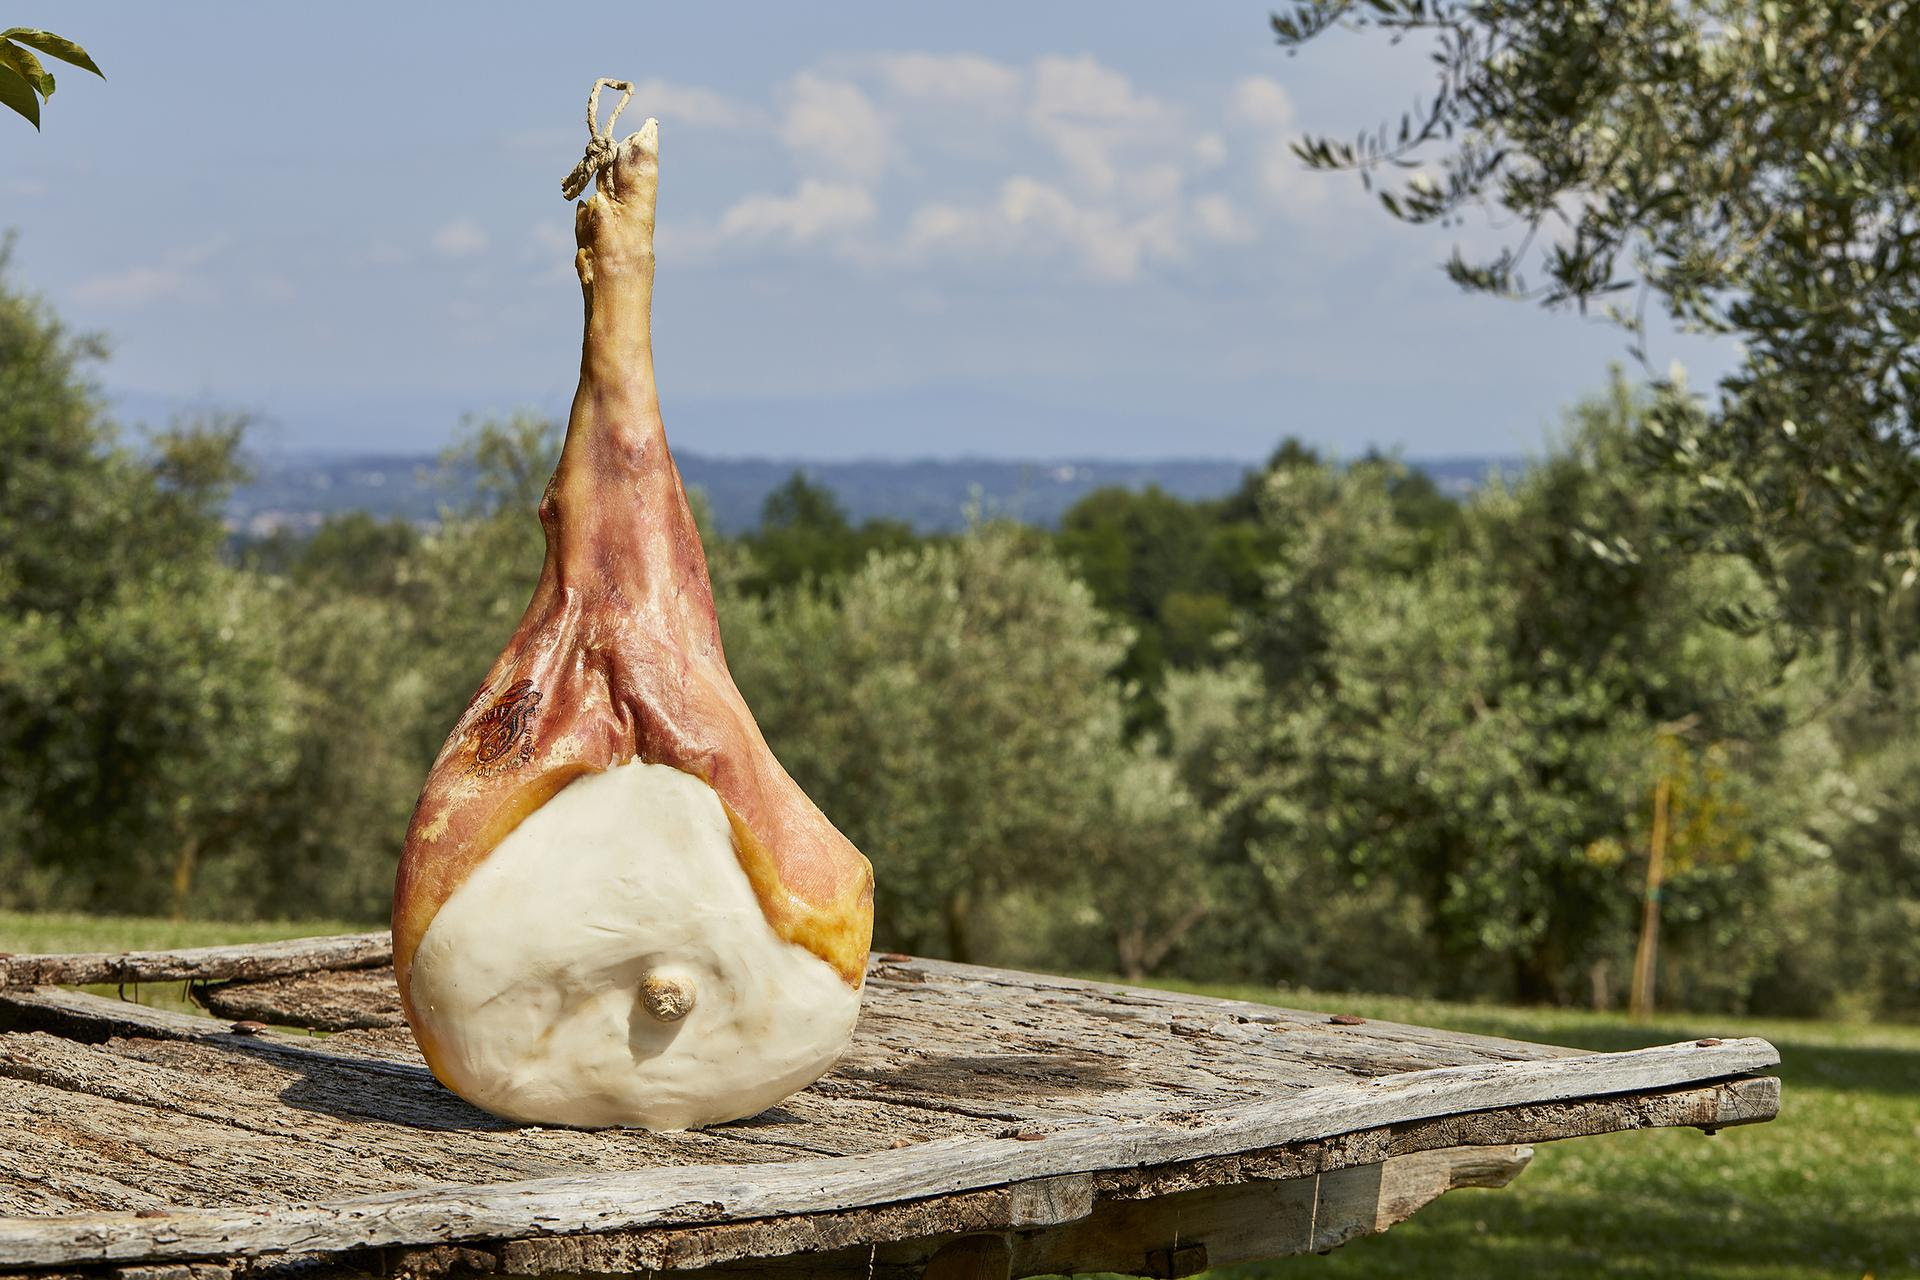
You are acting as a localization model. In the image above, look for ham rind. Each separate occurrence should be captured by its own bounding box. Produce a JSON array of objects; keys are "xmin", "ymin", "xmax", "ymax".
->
[{"xmin": 391, "ymin": 117, "xmax": 874, "ymax": 1118}]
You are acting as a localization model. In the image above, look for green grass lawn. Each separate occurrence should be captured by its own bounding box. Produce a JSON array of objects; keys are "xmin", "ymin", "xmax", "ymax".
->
[
  {"xmin": 1150, "ymin": 981, "xmax": 1920, "ymax": 1280},
  {"xmin": 2, "ymin": 914, "xmax": 1912, "ymax": 1278},
  {"xmin": 0, "ymin": 910, "xmax": 368, "ymax": 956}
]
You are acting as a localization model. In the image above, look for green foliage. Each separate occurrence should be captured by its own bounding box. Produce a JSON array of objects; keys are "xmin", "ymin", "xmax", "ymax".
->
[
  {"xmin": 243, "ymin": 589, "xmax": 433, "ymax": 921},
  {"xmin": 726, "ymin": 525, "xmax": 1142, "ymax": 962},
  {"xmin": 0, "ymin": 255, "xmax": 296, "ymax": 916},
  {"xmin": 455, "ymin": 409, "xmax": 559, "ymax": 519},
  {"xmin": 1218, "ymin": 380, "xmax": 1845, "ymax": 1005},
  {"xmin": 2, "ymin": 570, "xmax": 296, "ymax": 915},
  {"xmin": 1273, "ymin": 0, "xmax": 1920, "ymax": 680},
  {"xmin": 0, "ymin": 27, "xmax": 102, "ymax": 130},
  {"xmin": 241, "ymin": 512, "xmax": 422, "ymax": 596},
  {"xmin": 736, "ymin": 472, "xmax": 919, "ymax": 595},
  {"xmin": 1055, "ymin": 483, "xmax": 1266, "ymax": 717},
  {"xmin": 0, "ymin": 252, "xmax": 1912, "ymax": 1019},
  {"xmin": 1049, "ymin": 442, "xmax": 1456, "ymax": 729}
]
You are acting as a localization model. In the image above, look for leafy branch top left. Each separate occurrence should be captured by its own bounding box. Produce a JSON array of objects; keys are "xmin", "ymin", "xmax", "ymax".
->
[{"xmin": 0, "ymin": 28, "xmax": 102, "ymax": 131}]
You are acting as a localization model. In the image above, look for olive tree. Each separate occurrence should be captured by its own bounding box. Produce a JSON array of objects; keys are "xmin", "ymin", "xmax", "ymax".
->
[
  {"xmin": 1272, "ymin": 1, "xmax": 1920, "ymax": 679},
  {"xmin": 725, "ymin": 524, "xmax": 1214, "ymax": 968}
]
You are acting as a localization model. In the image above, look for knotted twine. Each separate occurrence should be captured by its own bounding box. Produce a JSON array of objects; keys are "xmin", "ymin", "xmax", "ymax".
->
[{"xmin": 560, "ymin": 78, "xmax": 635, "ymax": 201}]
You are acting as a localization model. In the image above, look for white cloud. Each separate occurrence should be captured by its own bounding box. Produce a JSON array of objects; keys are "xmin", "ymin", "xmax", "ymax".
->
[
  {"xmin": 661, "ymin": 52, "xmax": 1328, "ymax": 279},
  {"xmin": 431, "ymin": 219, "xmax": 489, "ymax": 258},
  {"xmin": 1032, "ymin": 54, "xmax": 1165, "ymax": 126},
  {"xmin": 1005, "ymin": 177, "xmax": 1180, "ymax": 280},
  {"xmin": 1193, "ymin": 193, "xmax": 1254, "ymax": 243},
  {"xmin": 779, "ymin": 74, "xmax": 891, "ymax": 180},
  {"xmin": 629, "ymin": 78, "xmax": 765, "ymax": 130},
  {"xmin": 872, "ymin": 53, "xmax": 1021, "ymax": 111},
  {"xmin": 1230, "ymin": 75, "xmax": 1296, "ymax": 130},
  {"xmin": 900, "ymin": 176, "xmax": 1182, "ymax": 282},
  {"xmin": 73, "ymin": 242, "xmax": 221, "ymax": 309},
  {"xmin": 717, "ymin": 180, "xmax": 876, "ymax": 246},
  {"xmin": 1027, "ymin": 55, "xmax": 1177, "ymax": 194},
  {"xmin": 74, "ymin": 265, "xmax": 200, "ymax": 309},
  {"xmin": 1229, "ymin": 76, "xmax": 1312, "ymax": 210}
]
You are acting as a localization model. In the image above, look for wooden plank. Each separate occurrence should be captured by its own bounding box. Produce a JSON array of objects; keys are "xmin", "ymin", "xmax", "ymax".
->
[
  {"xmin": 193, "ymin": 969, "xmax": 403, "ymax": 1032},
  {"xmin": 0, "ymin": 941, "xmax": 1782, "ymax": 1273},
  {"xmin": 0, "ymin": 1081, "xmax": 1765, "ymax": 1278},
  {"xmin": 883, "ymin": 956, "xmax": 1583, "ymax": 1065},
  {"xmin": 1016, "ymin": 1145, "xmax": 1531, "ymax": 1277},
  {"xmin": 0, "ymin": 989, "xmax": 998, "ymax": 1177},
  {"xmin": 0, "ymin": 1024, "xmax": 908, "ymax": 1215},
  {"xmin": 483, "ymin": 1173, "xmax": 1099, "ymax": 1278},
  {"xmin": 0, "ymin": 934, "xmax": 391, "ymax": 989},
  {"xmin": 192, "ymin": 959, "xmax": 1544, "ymax": 1124},
  {"xmin": 403, "ymin": 1079, "xmax": 1768, "ymax": 1277},
  {"xmin": 8, "ymin": 941, "xmax": 1601, "ymax": 1170},
  {"xmin": 471, "ymin": 1146, "xmax": 1532, "ymax": 1279},
  {"xmin": 0, "ymin": 1032, "xmax": 1776, "ymax": 1267},
  {"xmin": 0, "ymin": 967, "xmax": 1560, "ymax": 1179},
  {"xmin": 8, "ymin": 937, "xmax": 1572, "ymax": 1083}
]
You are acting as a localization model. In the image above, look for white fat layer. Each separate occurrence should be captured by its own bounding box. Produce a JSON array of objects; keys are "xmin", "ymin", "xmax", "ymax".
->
[{"xmin": 409, "ymin": 761, "xmax": 860, "ymax": 1130}]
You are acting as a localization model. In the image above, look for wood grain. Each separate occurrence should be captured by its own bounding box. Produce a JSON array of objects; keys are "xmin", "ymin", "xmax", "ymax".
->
[
  {"xmin": 193, "ymin": 969, "xmax": 403, "ymax": 1032},
  {"xmin": 0, "ymin": 934, "xmax": 391, "ymax": 989},
  {"xmin": 0, "ymin": 942, "xmax": 1781, "ymax": 1273},
  {"xmin": 0, "ymin": 1036, "xmax": 1775, "ymax": 1262},
  {"xmin": 373, "ymin": 1079, "xmax": 1772, "ymax": 1278}
]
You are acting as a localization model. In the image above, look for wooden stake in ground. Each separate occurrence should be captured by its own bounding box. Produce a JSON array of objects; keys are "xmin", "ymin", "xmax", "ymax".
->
[{"xmin": 1629, "ymin": 773, "xmax": 1671, "ymax": 1020}]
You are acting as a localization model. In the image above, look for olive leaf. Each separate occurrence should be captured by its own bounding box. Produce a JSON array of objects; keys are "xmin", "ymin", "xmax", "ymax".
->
[
  {"xmin": 0, "ymin": 27, "xmax": 101, "ymax": 129},
  {"xmin": 0, "ymin": 40, "xmax": 52, "ymax": 97},
  {"xmin": 0, "ymin": 61, "xmax": 39, "ymax": 128},
  {"xmin": 0, "ymin": 27, "xmax": 103, "ymax": 77}
]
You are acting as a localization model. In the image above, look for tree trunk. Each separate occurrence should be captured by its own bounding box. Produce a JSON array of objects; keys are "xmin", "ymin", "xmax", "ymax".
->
[
  {"xmin": 1138, "ymin": 903, "xmax": 1210, "ymax": 977},
  {"xmin": 1630, "ymin": 775, "xmax": 1671, "ymax": 1020},
  {"xmin": 169, "ymin": 833, "xmax": 199, "ymax": 920},
  {"xmin": 1114, "ymin": 926, "xmax": 1146, "ymax": 983},
  {"xmin": 943, "ymin": 889, "xmax": 974, "ymax": 965},
  {"xmin": 1587, "ymin": 959, "xmax": 1613, "ymax": 1011}
]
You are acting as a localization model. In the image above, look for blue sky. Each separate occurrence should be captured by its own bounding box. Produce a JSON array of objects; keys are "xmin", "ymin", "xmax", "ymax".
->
[{"xmin": 0, "ymin": 4, "xmax": 1731, "ymax": 460}]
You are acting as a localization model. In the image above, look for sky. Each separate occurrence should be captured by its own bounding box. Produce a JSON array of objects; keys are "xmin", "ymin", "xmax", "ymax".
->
[{"xmin": 0, "ymin": 4, "xmax": 1732, "ymax": 461}]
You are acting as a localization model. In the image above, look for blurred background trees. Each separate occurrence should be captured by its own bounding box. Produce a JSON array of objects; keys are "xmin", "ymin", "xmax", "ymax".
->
[
  {"xmin": 3, "ymin": 0, "xmax": 1918, "ymax": 1019},
  {"xmin": 2, "ymin": 235, "xmax": 1913, "ymax": 1013},
  {"xmin": 1272, "ymin": 0, "xmax": 1920, "ymax": 684}
]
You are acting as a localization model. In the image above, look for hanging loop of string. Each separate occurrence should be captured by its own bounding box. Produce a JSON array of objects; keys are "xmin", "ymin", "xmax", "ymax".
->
[{"xmin": 561, "ymin": 78, "xmax": 635, "ymax": 201}]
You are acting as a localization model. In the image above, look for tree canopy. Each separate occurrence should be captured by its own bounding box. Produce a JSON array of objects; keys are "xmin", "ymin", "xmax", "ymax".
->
[{"xmin": 1272, "ymin": 0, "xmax": 1920, "ymax": 678}]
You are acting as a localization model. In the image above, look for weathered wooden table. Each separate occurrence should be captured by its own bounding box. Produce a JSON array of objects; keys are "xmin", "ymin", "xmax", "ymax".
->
[{"xmin": 0, "ymin": 934, "xmax": 1778, "ymax": 1279}]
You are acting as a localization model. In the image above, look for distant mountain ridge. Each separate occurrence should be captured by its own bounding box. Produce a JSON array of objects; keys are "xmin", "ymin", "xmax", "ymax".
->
[{"xmin": 228, "ymin": 451, "xmax": 1523, "ymax": 538}]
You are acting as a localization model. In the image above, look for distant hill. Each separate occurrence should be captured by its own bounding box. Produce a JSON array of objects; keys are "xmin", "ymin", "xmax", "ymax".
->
[{"xmin": 227, "ymin": 451, "xmax": 1523, "ymax": 538}]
